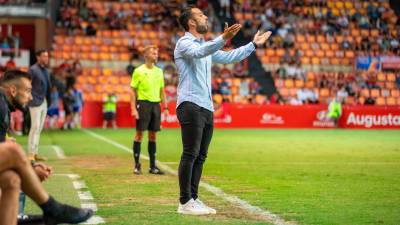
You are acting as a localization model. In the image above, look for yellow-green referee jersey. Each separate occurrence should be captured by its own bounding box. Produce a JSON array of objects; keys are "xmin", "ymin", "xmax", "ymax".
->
[{"xmin": 130, "ymin": 64, "xmax": 164, "ymax": 102}]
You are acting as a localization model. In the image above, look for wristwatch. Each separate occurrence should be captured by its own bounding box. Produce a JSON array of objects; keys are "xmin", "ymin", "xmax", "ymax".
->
[{"xmin": 252, "ymin": 41, "xmax": 258, "ymax": 49}]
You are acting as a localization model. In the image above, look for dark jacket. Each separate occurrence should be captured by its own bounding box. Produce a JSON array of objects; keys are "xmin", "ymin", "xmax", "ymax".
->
[
  {"xmin": 28, "ymin": 63, "xmax": 51, "ymax": 107},
  {"xmin": 0, "ymin": 91, "xmax": 13, "ymax": 142}
]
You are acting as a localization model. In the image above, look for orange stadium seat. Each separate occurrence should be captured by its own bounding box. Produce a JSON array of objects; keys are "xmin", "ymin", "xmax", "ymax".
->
[
  {"xmin": 306, "ymin": 80, "xmax": 315, "ymax": 88},
  {"xmin": 376, "ymin": 97, "xmax": 386, "ymax": 105},
  {"xmin": 276, "ymin": 49, "xmax": 285, "ymax": 57},
  {"xmin": 285, "ymin": 80, "xmax": 294, "ymax": 88},
  {"xmin": 371, "ymin": 89, "xmax": 380, "ymax": 97},
  {"xmin": 391, "ymin": 89, "xmax": 399, "ymax": 97},
  {"xmin": 317, "ymin": 35, "xmax": 325, "ymax": 43},
  {"xmin": 295, "ymin": 80, "xmax": 305, "ymax": 88},
  {"xmin": 266, "ymin": 49, "xmax": 275, "ymax": 56},
  {"xmin": 377, "ymin": 73, "xmax": 386, "ymax": 82},
  {"xmin": 306, "ymin": 35, "xmax": 316, "ymax": 43},
  {"xmin": 386, "ymin": 81, "xmax": 395, "ymax": 89},
  {"xmin": 301, "ymin": 57, "xmax": 310, "ymax": 64},
  {"xmin": 280, "ymin": 88, "xmax": 289, "ymax": 97},
  {"xmin": 320, "ymin": 88, "xmax": 330, "ymax": 97},
  {"xmin": 311, "ymin": 57, "xmax": 320, "ymax": 64},
  {"xmin": 316, "ymin": 50, "xmax": 324, "ymax": 57},
  {"xmin": 289, "ymin": 88, "xmax": 297, "ymax": 97},
  {"xmin": 361, "ymin": 89, "xmax": 370, "ymax": 97},
  {"xmin": 213, "ymin": 94, "xmax": 223, "ymax": 104},
  {"xmin": 387, "ymin": 73, "xmax": 396, "ymax": 82},
  {"xmin": 296, "ymin": 34, "xmax": 305, "ymax": 42},
  {"xmin": 386, "ymin": 97, "xmax": 396, "ymax": 105}
]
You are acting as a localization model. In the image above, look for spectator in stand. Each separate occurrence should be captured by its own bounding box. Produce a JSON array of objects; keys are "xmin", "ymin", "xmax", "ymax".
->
[
  {"xmin": 286, "ymin": 62, "xmax": 297, "ymax": 79},
  {"xmin": 62, "ymin": 87, "xmax": 75, "ymax": 130},
  {"xmin": 0, "ymin": 38, "xmax": 11, "ymax": 50},
  {"xmin": 396, "ymin": 74, "xmax": 400, "ymax": 88},
  {"xmin": 5, "ymin": 55, "xmax": 17, "ymax": 70},
  {"xmin": 364, "ymin": 96, "xmax": 376, "ymax": 105},
  {"xmin": 72, "ymin": 87, "xmax": 83, "ymax": 129},
  {"xmin": 239, "ymin": 78, "xmax": 250, "ymax": 97},
  {"xmin": 102, "ymin": 93, "xmax": 117, "ymax": 129},
  {"xmin": 85, "ymin": 23, "xmax": 97, "ymax": 36},
  {"xmin": 294, "ymin": 62, "xmax": 306, "ymax": 81},
  {"xmin": 336, "ymin": 86, "xmax": 348, "ymax": 103},
  {"xmin": 219, "ymin": 78, "xmax": 231, "ymax": 96},
  {"xmin": 366, "ymin": 72, "xmax": 380, "ymax": 89},
  {"xmin": 275, "ymin": 62, "xmax": 287, "ymax": 79},
  {"xmin": 47, "ymin": 86, "xmax": 60, "ymax": 129},
  {"xmin": 249, "ymin": 78, "xmax": 260, "ymax": 95},
  {"xmin": 328, "ymin": 97, "xmax": 342, "ymax": 127},
  {"xmin": 219, "ymin": 0, "xmax": 231, "ymax": 18}
]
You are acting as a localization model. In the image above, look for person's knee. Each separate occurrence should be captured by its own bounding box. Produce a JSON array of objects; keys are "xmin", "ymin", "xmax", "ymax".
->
[
  {"xmin": 0, "ymin": 170, "xmax": 21, "ymax": 190},
  {"xmin": 30, "ymin": 124, "xmax": 40, "ymax": 133},
  {"xmin": 197, "ymin": 153, "xmax": 208, "ymax": 163},
  {"xmin": 7, "ymin": 144, "xmax": 28, "ymax": 167},
  {"xmin": 135, "ymin": 131, "xmax": 144, "ymax": 141},
  {"xmin": 181, "ymin": 150, "xmax": 198, "ymax": 162},
  {"xmin": 148, "ymin": 132, "xmax": 156, "ymax": 142}
]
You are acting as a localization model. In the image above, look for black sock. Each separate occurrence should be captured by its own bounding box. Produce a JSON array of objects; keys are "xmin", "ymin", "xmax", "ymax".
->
[
  {"xmin": 39, "ymin": 196, "xmax": 62, "ymax": 215},
  {"xmin": 148, "ymin": 141, "xmax": 156, "ymax": 168},
  {"xmin": 133, "ymin": 141, "xmax": 141, "ymax": 165}
]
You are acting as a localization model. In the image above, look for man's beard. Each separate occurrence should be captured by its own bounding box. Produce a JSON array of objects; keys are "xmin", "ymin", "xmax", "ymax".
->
[
  {"xmin": 12, "ymin": 97, "xmax": 26, "ymax": 111},
  {"xmin": 195, "ymin": 20, "xmax": 208, "ymax": 34}
]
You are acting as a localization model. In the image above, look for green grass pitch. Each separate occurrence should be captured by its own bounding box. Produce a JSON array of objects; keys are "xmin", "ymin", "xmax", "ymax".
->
[{"xmin": 18, "ymin": 128, "xmax": 400, "ymax": 225}]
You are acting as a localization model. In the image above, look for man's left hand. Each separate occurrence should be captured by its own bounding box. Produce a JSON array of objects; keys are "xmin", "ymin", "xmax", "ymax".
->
[{"xmin": 253, "ymin": 30, "xmax": 272, "ymax": 47}]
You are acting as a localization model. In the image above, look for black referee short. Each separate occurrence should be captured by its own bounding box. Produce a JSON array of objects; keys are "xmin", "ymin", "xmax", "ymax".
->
[{"xmin": 136, "ymin": 100, "xmax": 161, "ymax": 131}]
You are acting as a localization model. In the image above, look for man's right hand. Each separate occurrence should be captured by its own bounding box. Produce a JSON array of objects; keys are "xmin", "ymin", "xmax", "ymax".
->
[
  {"xmin": 33, "ymin": 162, "xmax": 52, "ymax": 182},
  {"xmin": 131, "ymin": 107, "xmax": 139, "ymax": 120},
  {"xmin": 222, "ymin": 23, "xmax": 242, "ymax": 41}
]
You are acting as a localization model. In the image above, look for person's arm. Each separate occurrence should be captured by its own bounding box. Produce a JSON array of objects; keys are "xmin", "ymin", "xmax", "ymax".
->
[
  {"xmin": 130, "ymin": 69, "xmax": 139, "ymax": 119},
  {"xmin": 159, "ymin": 72, "xmax": 168, "ymax": 116},
  {"xmin": 212, "ymin": 43, "xmax": 255, "ymax": 64},
  {"xmin": 178, "ymin": 36, "xmax": 225, "ymax": 59},
  {"xmin": 213, "ymin": 30, "xmax": 272, "ymax": 64},
  {"xmin": 0, "ymin": 103, "xmax": 8, "ymax": 143},
  {"xmin": 177, "ymin": 23, "xmax": 242, "ymax": 59}
]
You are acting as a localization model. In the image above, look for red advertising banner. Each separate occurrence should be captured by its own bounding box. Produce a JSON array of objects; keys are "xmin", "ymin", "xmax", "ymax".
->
[{"xmin": 81, "ymin": 102, "xmax": 400, "ymax": 129}]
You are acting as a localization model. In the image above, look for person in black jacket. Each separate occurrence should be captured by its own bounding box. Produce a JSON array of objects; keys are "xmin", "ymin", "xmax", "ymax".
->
[
  {"xmin": 27, "ymin": 50, "xmax": 51, "ymax": 162},
  {"xmin": 0, "ymin": 70, "xmax": 93, "ymax": 225}
]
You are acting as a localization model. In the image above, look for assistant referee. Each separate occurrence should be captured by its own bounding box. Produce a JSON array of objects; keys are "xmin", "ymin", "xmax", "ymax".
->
[{"xmin": 130, "ymin": 45, "xmax": 168, "ymax": 175}]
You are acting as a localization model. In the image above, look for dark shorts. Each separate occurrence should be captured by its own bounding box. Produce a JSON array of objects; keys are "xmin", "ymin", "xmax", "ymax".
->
[
  {"xmin": 136, "ymin": 100, "xmax": 161, "ymax": 131},
  {"xmin": 73, "ymin": 106, "xmax": 81, "ymax": 113},
  {"xmin": 104, "ymin": 112, "xmax": 115, "ymax": 121},
  {"xmin": 47, "ymin": 108, "xmax": 59, "ymax": 117}
]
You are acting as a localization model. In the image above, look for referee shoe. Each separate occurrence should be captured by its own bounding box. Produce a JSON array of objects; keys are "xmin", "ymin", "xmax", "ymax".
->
[
  {"xmin": 149, "ymin": 166, "xmax": 165, "ymax": 175},
  {"xmin": 134, "ymin": 163, "xmax": 142, "ymax": 175}
]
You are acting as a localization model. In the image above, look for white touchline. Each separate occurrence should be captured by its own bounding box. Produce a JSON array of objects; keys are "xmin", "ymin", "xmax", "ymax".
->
[
  {"xmin": 55, "ymin": 173, "xmax": 105, "ymax": 224},
  {"xmin": 52, "ymin": 145, "xmax": 105, "ymax": 224},
  {"xmin": 83, "ymin": 129, "xmax": 295, "ymax": 225},
  {"xmin": 73, "ymin": 181, "xmax": 88, "ymax": 190},
  {"xmin": 52, "ymin": 145, "xmax": 66, "ymax": 159}
]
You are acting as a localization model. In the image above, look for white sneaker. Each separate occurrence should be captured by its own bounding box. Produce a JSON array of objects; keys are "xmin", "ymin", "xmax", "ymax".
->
[
  {"xmin": 177, "ymin": 199, "xmax": 210, "ymax": 215},
  {"xmin": 195, "ymin": 199, "xmax": 217, "ymax": 214}
]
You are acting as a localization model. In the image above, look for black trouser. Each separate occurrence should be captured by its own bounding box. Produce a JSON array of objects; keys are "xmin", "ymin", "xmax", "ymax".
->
[{"xmin": 177, "ymin": 101, "xmax": 214, "ymax": 204}]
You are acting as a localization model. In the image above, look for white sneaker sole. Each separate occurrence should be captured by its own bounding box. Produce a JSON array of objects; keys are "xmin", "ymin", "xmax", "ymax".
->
[
  {"xmin": 207, "ymin": 208, "xmax": 217, "ymax": 214},
  {"xmin": 177, "ymin": 209, "xmax": 210, "ymax": 215}
]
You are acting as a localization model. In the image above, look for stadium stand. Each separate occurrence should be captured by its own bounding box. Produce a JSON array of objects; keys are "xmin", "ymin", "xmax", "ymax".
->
[{"xmin": 41, "ymin": 0, "xmax": 400, "ymax": 106}]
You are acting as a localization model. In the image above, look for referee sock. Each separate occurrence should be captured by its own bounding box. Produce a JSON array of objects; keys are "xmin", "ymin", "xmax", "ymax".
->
[
  {"xmin": 133, "ymin": 141, "xmax": 141, "ymax": 165},
  {"xmin": 148, "ymin": 141, "xmax": 156, "ymax": 169}
]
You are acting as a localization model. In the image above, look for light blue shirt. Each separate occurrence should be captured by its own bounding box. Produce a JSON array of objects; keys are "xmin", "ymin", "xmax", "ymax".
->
[{"xmin": 174, "ymin": 32, "xmax": 256, "ymax": 112}]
